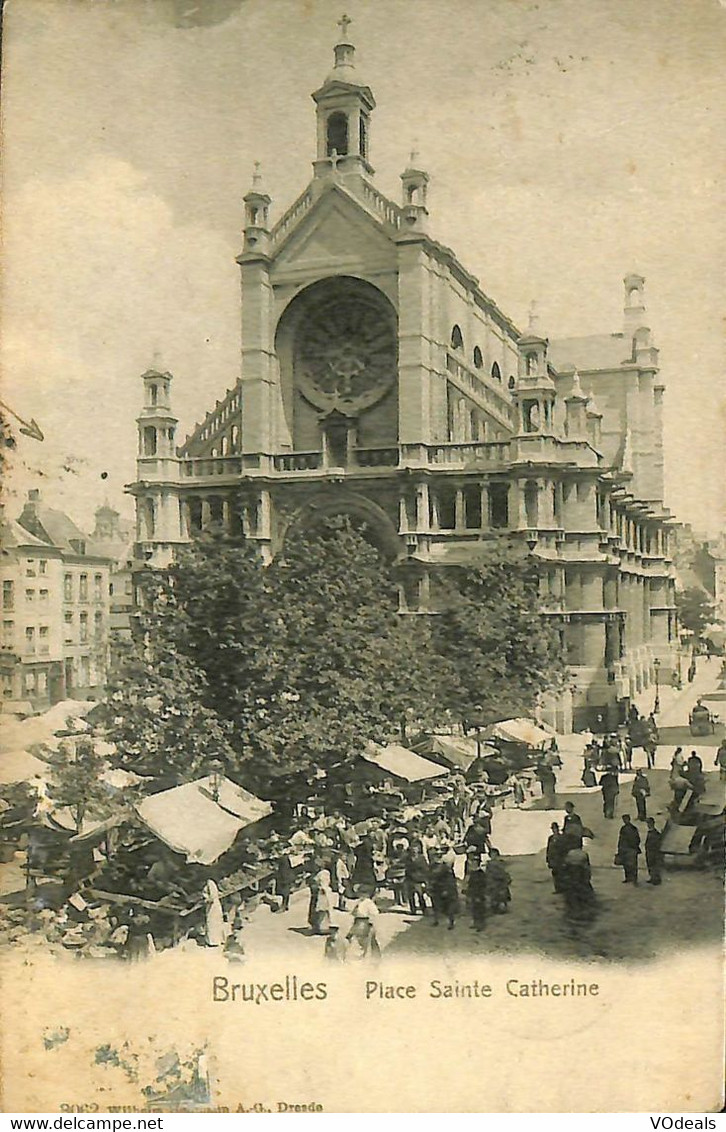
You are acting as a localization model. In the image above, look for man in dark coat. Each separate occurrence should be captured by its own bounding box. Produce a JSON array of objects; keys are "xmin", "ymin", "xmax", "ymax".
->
[
  {"xmin": 404, "ymin": 843, "xmax": 429, "ymax": 916},
  {"xmin": 600, "ymin": 769, "xmax": 620, "ymax": 819},
  {"xmin": 631, "ymin": 769, "xmax": 651, "ymax": 822},
  {"xmin": 562, "ymin": 802, "xmax": 583, "ymax": 841},
  {"xmin": 463, "ymin": 817, "xmax": 490, "ymax": 854},
  {"xmin": 465, "ymin": 849, "xmax": 488, "ymax": 932},
  {"xmin": 617, "ymin": 814, "xmax": 642, "ymax": 884},
  {"xmin": 428, "ymin": 849, "xmax": 459, "ymax": 930},
  {"xmin": 644, "ymin": 818, "xmax": 664, "ymax": 885},
  {"xmin": 545, "ymin": 822, "xmax": 567, "ymax": 893}
]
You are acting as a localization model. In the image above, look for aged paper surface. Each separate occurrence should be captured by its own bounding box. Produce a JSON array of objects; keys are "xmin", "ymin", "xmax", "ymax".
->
[{"xmin": 1, "ymin": 0, "xmax": 724, "ymax": 1114}]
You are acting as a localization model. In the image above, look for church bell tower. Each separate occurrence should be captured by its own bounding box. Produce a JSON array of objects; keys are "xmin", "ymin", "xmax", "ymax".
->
[{"xmin": 311, "ymin": 14, "xmax": 376, "ymax": 181}]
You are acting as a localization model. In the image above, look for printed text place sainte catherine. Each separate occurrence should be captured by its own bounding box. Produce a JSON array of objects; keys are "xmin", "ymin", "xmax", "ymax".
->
[{"xmin": 211, "ymin": 975, "xmax": 600, "ymax": 1004}]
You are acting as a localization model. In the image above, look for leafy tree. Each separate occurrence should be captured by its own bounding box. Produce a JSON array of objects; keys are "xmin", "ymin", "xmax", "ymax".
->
[
  {"xmin": 431, "ymin": 541, "xmax": 568, "ymax": 731},
  {"xmin": 164, "ymin": 521, "xmax": 441, "ymax": 792},
  {"xmin": 256, "ymin": 517, "xmax": 441, "ymax": 786},
  {"xmin": 45, "ymin": 736, "xmax": 109, "ymax": 833},
  {"xmin": 676, "ymin": 586, "xmax": 716, "ymax": 638},
  {"xmin": 97, "ymin": 576, "xmax": 238, "ymax": 785}
]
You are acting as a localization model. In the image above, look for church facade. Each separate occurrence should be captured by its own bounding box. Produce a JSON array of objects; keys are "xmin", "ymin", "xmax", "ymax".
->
[{"xmin": 128, "ymin": 21, "xmax": 678, "ymax": 731}]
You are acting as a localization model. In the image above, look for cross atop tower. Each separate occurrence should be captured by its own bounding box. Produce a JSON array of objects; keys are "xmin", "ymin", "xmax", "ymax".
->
[{"xmin": 337, "ymin": 13, "xmax": 352, "ymax": 40}]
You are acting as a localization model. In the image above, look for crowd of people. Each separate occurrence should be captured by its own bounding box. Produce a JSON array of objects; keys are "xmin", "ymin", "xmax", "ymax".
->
[{"xmin": 295, "ymin": 793, "xmax": 515, "ymax": 960}]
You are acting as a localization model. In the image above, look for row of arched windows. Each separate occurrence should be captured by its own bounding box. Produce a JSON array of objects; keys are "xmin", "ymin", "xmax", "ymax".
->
[{"xmin": 450, "ymin": 324, "xmax": 504, "ymax": 384}]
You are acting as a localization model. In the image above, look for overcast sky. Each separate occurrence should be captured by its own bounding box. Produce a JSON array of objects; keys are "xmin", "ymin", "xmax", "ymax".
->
[{"xmin": 2, "ymin": 0, "xmax": 724, "ymax": 536}]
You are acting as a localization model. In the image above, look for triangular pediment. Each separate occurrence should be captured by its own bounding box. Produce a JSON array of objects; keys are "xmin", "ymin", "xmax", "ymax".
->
[{"xmin": 270, "ymin": 184, "xmax": 397, "ymax": 275}]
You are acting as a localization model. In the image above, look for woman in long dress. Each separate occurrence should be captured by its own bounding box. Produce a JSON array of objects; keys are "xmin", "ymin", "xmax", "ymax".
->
[
  {"xmin": 203, "ymin": 879, "xmax": 227, "ymax": 947},
  {"xmin": 346, "ymin": 890, "xmax": 381, "ymax": 960},
  {"xmin": 307, "ymin": 869, "xmax": 333, "ymax": 935}
]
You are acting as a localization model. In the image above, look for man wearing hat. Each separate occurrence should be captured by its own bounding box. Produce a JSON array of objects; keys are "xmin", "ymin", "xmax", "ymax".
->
[{"xmin": 465, "ymin": 849, "xmax": 488, "ymax": 932}]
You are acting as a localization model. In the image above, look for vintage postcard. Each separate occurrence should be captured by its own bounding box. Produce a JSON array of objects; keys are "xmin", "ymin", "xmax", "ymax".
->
[{"xmin": 1, "ymin": 0, "xmax": 724, "ymax": 1114}]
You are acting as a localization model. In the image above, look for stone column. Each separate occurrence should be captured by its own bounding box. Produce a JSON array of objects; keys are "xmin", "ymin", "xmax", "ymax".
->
[
  {"xmin": 415, "ymin": 482, "xmax": 429, "ymax": 531},
  {"xmin": 480, "ymin": 483, "xmax": 490, "ymax": 531},
  {"xmin": 398, "ymin": 494, "xmax": 409, "ymax": 534},
  {"xmin": 455, "ymin": 488, "xmax": 466, "ymax": 531},
  {"xmin": 258, "ymin": 490, "xmax": 272, "ymax": 540}
]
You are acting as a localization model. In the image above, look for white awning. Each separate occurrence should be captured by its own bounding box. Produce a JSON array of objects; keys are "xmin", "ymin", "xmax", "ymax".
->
[
  {"xmin": 486, "ymin": 718, "xmax": 554, "ymax": 747},
  {"xmin": 135, "ymin": 775, "xmax": 273, "ymax": 865},
  {"xmin": 362, "ymin": 743, "xmax": 448, "ymax": 784}
]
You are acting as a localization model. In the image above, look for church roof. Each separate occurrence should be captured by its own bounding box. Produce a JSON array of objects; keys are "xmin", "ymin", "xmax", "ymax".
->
[{"xmin": 549, "ymin": 334, "xmax": 635, "ymax": 373}]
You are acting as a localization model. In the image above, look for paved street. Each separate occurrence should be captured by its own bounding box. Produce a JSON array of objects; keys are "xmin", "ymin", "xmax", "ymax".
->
[{"xmin": 238, "ymin": 657, "xmax": 725, "ymax": 965}]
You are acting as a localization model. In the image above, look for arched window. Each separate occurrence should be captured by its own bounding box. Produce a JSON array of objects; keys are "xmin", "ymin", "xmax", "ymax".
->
[
  {"xmin": 526, "ymin": 352, "xmax": 538, "ymax": 376},
  {"xmin": 327, "ymin": 112, "xmax": 349, "ymax": 157},
  {"xmin": 143, "ymin": 426, "xmax": 157, "ymax": 457},
  {"xmin": 473, "ymin": 346, "xmax": 483, "ymax": 369},
  {"xmin": 451, "ymin": 324, "xmax": 463, "ymax": 350},
  {"xmin": 491, "ymin": 361, "xmax": 502, "ymax": 382},
  {"xmin": 359, "ymin": 115, "xmax": 368, "ymax": 159},
  {"xmin": 508, "ymin": 375, "xmax": 516, "ymax": 390}
]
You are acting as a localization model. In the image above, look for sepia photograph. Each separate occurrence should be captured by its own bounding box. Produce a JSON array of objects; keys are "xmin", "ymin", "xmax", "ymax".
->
[{"xmin": 0, "ymin": 0, "xmax": 724, "ymax": 1113}]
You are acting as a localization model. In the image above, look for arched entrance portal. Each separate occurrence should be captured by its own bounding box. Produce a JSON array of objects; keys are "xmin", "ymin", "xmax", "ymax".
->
[{"xmin": 281, "ymin": 491, "xmax": 402, "ymax": 563}]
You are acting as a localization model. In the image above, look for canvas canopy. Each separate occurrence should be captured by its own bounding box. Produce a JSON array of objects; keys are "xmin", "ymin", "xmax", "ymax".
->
[
  {"xmin": 485, "ymin": 718, "xmax": 554, "ymax": 748},
  {"xmin": 135, "ymin": 775, "xmax": 273, "ymax": 865},
  {"xmin": 361, "ymin": 743, "xmax": 448, "ymax": 784},
  {"xmin": 411, "ymin": 734, "xmax": 479, "ymax": 772}
]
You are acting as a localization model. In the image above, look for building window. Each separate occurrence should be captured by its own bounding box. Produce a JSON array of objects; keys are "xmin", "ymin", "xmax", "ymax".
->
[
  {"xmin": 64, "ymin": 574, "xmax": 73, "ymax": 602},
  {"xmin": 24, "ymin": 670, "xmax": 37, "ymax": 694},
  {"xmin": 2, "ymin": 581, "xmax": 13, "ymax": 610},
  {"xmin": 39, "ymin": 589, "xmax": 49, "ymax": 603},
  {"xmin": 2, "ymin": 673, "xmax": 13, "ymax": 698},
  {"xmin": 463, "ymin": 485, "xmax": 482, "ymax": 529},
  {"xmin": 143, "ymin": 426, "xmax": 157, "ymax": 457},
  {"xmin": 94, "ymin": 574, "xmax": 103, "ymax": 601},
  {"xmin": 451, "ymin": 324, "xmax": 464, "ymax": 351},
  {"xmin": 78, "ymin": 656, "xmax": 90, "ymax": 686},
  {"xmin": 359, "ymin": 114, "xmax": 368, "ymax": 159},
  {"xmin": 437, "ymin": 488, "xmax": 456, "ymax": 531},
  {"xmin": 79, "ymin": 574, "xmax": 88, "ymax": 602},
  {"xmin": 39, "ymin": 626, "xmax": 49, "ymax": 655},
  {"xmin": 526, "ymin": 352, "xmax": 538, "ymax": 375},
  {"xmin": 491, "ymin": 361, "xmax": 502, "ymax": 382},
  {"xmin": 64, "ymin": 612, "xmax": 73, "ymax": 644},
  {"xmin": 26, "ymin": 561, "xmax": 36, "ymax": 577},
  {"xmin": 94, "ymin": 611, "xmax": 103, "ymax": 638},
  {"xmin": 25, "ymin": 589, "xmax": 34, "ymax": 604},
  {"xmin": 508, "ymin": 375, "xmax": 516, "ymax": 390},
  {"xmin": 326, "ymin": 111, "xmax": 349, "ymax": 157},
  {"xmin": 79, "ymin": 612, "xmax": 88, "ymax": 643},
  {"xmin": 1, "ymin": 620, "xmax": 13, "ymax": 650},
  {"xmin": 38, "ymin": 672, "xmax": 48, "ymax": 693},
  {"xmin": 39, "ymin": 560, "xmax": 47, "ymax": 575},
  {"xmin": 525, "ymin": 480, "xmax": 539, "ymax": 528},
  {"xmin": 473, "ymin": 346, "xmax": 483, "ymax": 369},
  {"xmin": 25, "ymin": 627, "xmax": 35, "ymax": 654},
  {"xmin": 489, "ymin": 483, "xmax": 509, "ymax": 529}
]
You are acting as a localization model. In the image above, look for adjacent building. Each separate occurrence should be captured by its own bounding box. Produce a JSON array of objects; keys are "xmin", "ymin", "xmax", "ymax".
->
[
  {"xmin": 128, "ymin": 22, "xmax": 678, "ymax": 730},
  {"xmin": 0, "ymin": 491, "xmax": 113, "ymax": 710}
]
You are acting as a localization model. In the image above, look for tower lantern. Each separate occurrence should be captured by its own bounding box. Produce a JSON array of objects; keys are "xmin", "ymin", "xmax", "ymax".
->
[
  {"xmin": 243, "ymin": 162, "xmax": 272, "ymax": 254},
  {"xmin": 311, "ymin": 14, "xmax": 376, "ymax": 182},
  {"xmin": 514, "ymin": 332, "xmax": 556, "ymax": 436},
  {"xmin": 400, "ymin": 148, "xmax": 429, "ymax": 231}
]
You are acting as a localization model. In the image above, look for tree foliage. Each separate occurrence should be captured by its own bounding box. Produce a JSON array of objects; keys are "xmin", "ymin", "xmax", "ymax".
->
[
  {"xmin": 45, "ymin": 736, "xmax": 109, "ymax": 832},
  {"xmin": 99, "ymin": 576, "xmax": 238, "ymax": 786},
  {"xmin": 431, "ymin": 543, "xmax": 569, "ymax": 730},
  {"xmin": 103, "ymin": 524, "xmax": 568, "ymax": 799},
  {"xmin": 676, "ymin": 586, "xmax": 716, "ymax": 638}
]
